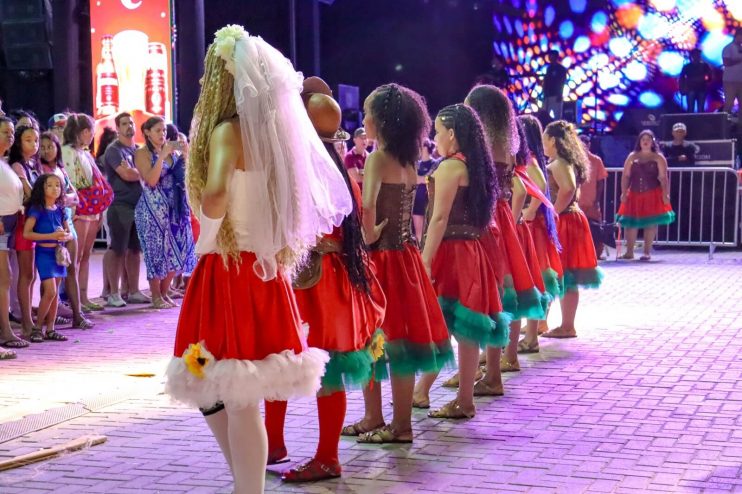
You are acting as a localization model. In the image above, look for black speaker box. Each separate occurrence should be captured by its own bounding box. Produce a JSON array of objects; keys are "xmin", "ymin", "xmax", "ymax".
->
[
  {"xmin": 658, "ymin": 112, "xmax": 730, "ymax": 140},
  {"xmin": 614, "ymin": 108, "xmax": 663, "ymax": 136},
  {"xmin": 1, "ymin": 0, "xmax": 52, "ymax": 71}
]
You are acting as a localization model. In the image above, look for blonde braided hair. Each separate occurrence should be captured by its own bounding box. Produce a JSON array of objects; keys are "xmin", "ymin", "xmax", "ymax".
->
[{"xmin": 187, "ymin": 41, "xmax": 239, "ymax": 266}]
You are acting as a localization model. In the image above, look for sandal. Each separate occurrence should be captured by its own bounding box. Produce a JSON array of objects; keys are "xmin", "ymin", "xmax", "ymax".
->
[
  {"xmin": 412, "ymin": 397, "xmax": 430, "ymax": 409},
  {"xmin": 55, "ymin": 316, "xmax": 71, "ymax": 325},
  {"xmin": 1, "ymin": 338, "xmax": 30, "ymax": 349},
  {"xmin": 281, "ymin": 458, "xmax": 341, "ymax": 482},
  {"xmin": 442, "ymin": 372, "xmax": 460, "ymax": 388},
  {"xmin": 340, "ymin": 420, "xmax": 385, "ymax": 437},
  {"xmin": 541, "ymin": 326, "xmax": 577, "ymax": 339},
  {"xmin": 517, "ymin": 338, "xmax": 540, "ymax": 354},
  {"xmin": 473, "ymin": 379, "xmax": 504, "ymax": 397},
  {"xmin": 357, "ymin": 425, "xmax": 413, "ymax": 444},
  {"xmin": 82, "ymin": 302, "xmax": 104, "ymax": 312},
  {"xmin": 478, "ymin": 351, "xmax": 487, "ymax": 365},
  {"xmin": 428, "ymin": 399, "xmax": 475, "ymax": 419},
  {"xmin": 151, "ymin": 299, "xmax": 173, "ymax": 310},
  {"xmin": 0, "ymin": 349, "xmax": 17, "ymax": 360},
  {"xmin": 640, "ymin": 254, "xmax": 651, "ymax": 262},
  {"xmin": 267, "ymin": 446, "xmax": 290, "ymax": 465},
  {"xmin": 44, "ymin": 330, "xmax": 68, "ymax": 341},
  {"xmin": 500, "ymin": 356, "xmax": 520, "ymax": 372},
  {"xmin": 29, "ymin": 329, "xmax": 44, "ymax": 343},
  {"xmin": 619, "ymin": 252, "xmax": 634, "ymax": 260},
  {"xmin": 72, "ymin": 318, "xmax": 95, "ymax": 330}
]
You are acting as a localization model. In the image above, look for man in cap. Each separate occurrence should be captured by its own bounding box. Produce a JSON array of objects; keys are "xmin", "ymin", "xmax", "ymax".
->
[
  {"xmin": 660, "ymin": 122, "xmax": 698, "ymax": 167},
  {"xmin": 48, "ymin": 113, "xmax": 68, "ymax": 142},
  {"xmin": 344, "ymin": 127, "xmax": 368, "ymax": 185}
]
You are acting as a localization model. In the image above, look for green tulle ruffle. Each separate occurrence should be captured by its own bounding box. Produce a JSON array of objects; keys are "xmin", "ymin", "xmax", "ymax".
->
[
  {"xmin": 321, "ymin": 330, "xmax": 386, "ymax": 391},
  {"xmin": 563, "ymin": 266, "xmax": 604, "ymax": 293},
  {"xmin": 439, "ymin": 297, "xmax": 511, "ymax": 349},
  {"xmin": 373, "ymin": 336, "xmax": 455, "ymax": 378},
  {"xmin": 542, "ymin": 268, "xmax": 564, "ymax": 300},
  {"xmin": 616, "ymin": 211, "xmax": 676, "ymax": 229}
]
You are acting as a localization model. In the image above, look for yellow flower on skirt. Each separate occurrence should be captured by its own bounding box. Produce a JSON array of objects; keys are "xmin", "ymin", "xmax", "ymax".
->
[
  {"xmin": 183, "ymin": 342, "xmax": 214, "ymax": 379},
  {"xmin": 369, "ymin": 332, "xmax": 385, "ymax": 362}
]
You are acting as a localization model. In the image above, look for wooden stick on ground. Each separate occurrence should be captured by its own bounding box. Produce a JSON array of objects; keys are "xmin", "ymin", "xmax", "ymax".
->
[{"xmin": 0, "ymin": 435, "xmax": 107, "ymax": 471}]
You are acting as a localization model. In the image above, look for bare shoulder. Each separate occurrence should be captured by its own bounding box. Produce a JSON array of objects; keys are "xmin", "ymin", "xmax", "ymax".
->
[
  {"xmin": 436, "ymin": 157, "xmax": 467, "ymax": 175},
  {"xmin": 209, "ymin": 118, "xmax": 240, "ymax": 147}
]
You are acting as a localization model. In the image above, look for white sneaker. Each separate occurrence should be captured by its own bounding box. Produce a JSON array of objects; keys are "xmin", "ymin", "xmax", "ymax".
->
[{"xmin": 106, "ymin": 294, "xmax": 127, "ymax": 308}]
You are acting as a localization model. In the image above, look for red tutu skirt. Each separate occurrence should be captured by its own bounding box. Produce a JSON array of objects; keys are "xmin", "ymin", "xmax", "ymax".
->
[
  {"xmin": 432, "ymin": 238, "xmax": 510, "ymax": 349},
  {"xmin": 486, "ymin": 200, "xmax": 544, "ymax": 320},
  {"xmin": 516, "ymin": 221, "xmax": 546, "ymax": 294},
  {"xmin": 294, "ymin": 252, "xmax": 386, "ymax": 390},
  {"xmin": 558, "ymin": 210, "xmax": 604, "ymax": 292},
  {"xmin": 616, "ymin": 187, "xmax": 675, "ymax": 229},
  {"xmin": 370, "ymin": 244, "xmax": 454, "ymax": 375},
  {"xmin": 528, "ymin": 213, "xmax": 564, "ymax": 300},
  {"xmin": 165, "ymin": 252, "xmax": 329, "ymax": 409}
]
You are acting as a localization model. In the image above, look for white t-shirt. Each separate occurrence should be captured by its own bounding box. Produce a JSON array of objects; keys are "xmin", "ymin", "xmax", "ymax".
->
[
  {"xmin": 722, "ymin": 41, "xmax": 742, "ymax": 83},
  {"xmin": 0, "ymin": 159, "xmax": 23, "ymax": 216},
  {"xmin": 61, "ymin": 144, "xmax": 95, "ymax": 189}
]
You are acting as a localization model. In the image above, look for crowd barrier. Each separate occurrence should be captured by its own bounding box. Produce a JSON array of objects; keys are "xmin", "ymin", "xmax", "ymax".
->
[{"xmin": 601, "ymin": 167, "xmax": 741, "ymax": 254}]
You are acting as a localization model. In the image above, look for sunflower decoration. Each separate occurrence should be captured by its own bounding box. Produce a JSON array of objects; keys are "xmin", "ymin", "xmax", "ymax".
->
[
  {"xmin": 182, "ymin": 342, "xmax": 215, "ymax": 379},
  {"xmin": 368, "ymin": 331, "xmax": 385, "ymax": 362}
]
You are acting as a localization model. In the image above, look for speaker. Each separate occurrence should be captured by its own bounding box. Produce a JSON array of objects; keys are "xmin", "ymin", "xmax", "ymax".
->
[
  {"xmin": 658, "ymin": 112, "xmax": 730, "ymax": 141},
  {"xmin": 614, "ymin": 108, "xmax": 663, "ymax": 136},
  {"xmin": 563, "ymin": 99, "xmax": 582, "ymax": 124},
  {"xmin": 1, "ymin": 0, "xmax": 53, "ymax": 71}
]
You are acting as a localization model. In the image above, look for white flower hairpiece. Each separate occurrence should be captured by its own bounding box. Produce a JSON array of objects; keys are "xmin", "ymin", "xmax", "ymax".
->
[{"xmin": 214, "ymin": 24, "xmax": 247, "ymax": 75}]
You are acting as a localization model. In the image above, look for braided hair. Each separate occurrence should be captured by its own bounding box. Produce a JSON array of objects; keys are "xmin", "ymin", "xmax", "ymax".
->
[
  {"xmin": 323, "ymin": 142, "xmax": 371, "ymax": 293},
  {"xmin": 544, "ymin": 120, "xmax": 589, "ymax": 185},
  {"xmin": 437, "ymin": 104, "xmax": 497, "ymax": 228},
  {"xmin": 518, "ymin": 114, "xmax": 561, "ymax": 251},
  {"xmin": 366, "ymin": 83, "xmax": 430, "ymax": 167}
]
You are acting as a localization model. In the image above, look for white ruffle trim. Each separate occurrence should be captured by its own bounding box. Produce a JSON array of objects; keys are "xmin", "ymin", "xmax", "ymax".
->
[{"xmin": 164, "ymin": 347, "xmax": 329, "ymax": 409}]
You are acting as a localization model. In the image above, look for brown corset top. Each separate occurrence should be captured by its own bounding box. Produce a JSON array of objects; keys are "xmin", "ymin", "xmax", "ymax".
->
[
  {"xmin": 548, "ymin": 168, "xmax": 578, "ymax": 213},
  {"xmin": 427, "ymin": 177, "xmax": 481, "ymax": 240},
  {"xmin": 370, "ymin": 182, "xmax": 417, "ymax": 251},
  {"xmin": 629, "ymin": 160, "xmax": 661, "ymax": 193}
]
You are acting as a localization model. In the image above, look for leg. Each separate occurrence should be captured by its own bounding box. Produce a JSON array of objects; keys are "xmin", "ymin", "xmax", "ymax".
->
[
  {"xmin": 203, "ymin": 407, "xmax": 233, "ymax": 475},
  {"xmin": 0, "ymin": 251, "xmax": 25, "ymax": 345},
  {"xmin": 623, "ymin": 227, "xmax": 638, "ymax": 258},
  {"xmin": 723, "ymin": 82, "xmax": 737, "ymax": 113},
  {"xmin": 643, "ymin": 226, "xmax": 657, "ymax": 258},
  {"xmin": 559, "ymin": 289, "xmax": 580, "ymax": 334},
  {"xmin": 74, "ymin": 218, "xmax": 98, "ymax": 306},
  {"xmin": 38, "ymin": 278, "xmax": 58, "ymax": 335},
  {"xmin": 263, "ymin": 400, "xmax": 288, "ymax": 463},
  {"xmin": 412, "ymin": 371, "xmax": 439, "ymax": 407},
  {"xmin": 343, "ymin": 380, "xmax": 385, "ymax": 435},
  {"xmin": 101, "ymin": 250, "xmax": 112, "ymax": 298},
  {"xmin": 389, "ymin": 374, "xmax": 415, "ymax": 436},
  {"xmin": 482, "ymin": 345, "xmax": 504, "ymax": 392},
  {"xmin": 503, "ymin": 319, "xmax": 522, "ymax": 368},
  {"xmin": 8, "ymin": 250, "xmax": 20, "ymax": 318},
  {"xmin": 314, "ymin": 390, "xmax": 346, "ymax": 466},
  {"xmin": 225, "ymin": 403, "xmax": 267, "ymax": 494},
  {"xmin": 64, "ymin": 238, "xmax": 88, "ymax": 327},
  {"xmin": 125, "ymin": 250, "xmax": 143, "ymax": 297},
  {"xmin": 521, "ymin": 319, "xmax": 540, "ymax": 349},
  {"xmin": 454, "ymin": 340, "xmax": 480, "ymax": 413},
  {"xmin": 160, "ymin": 271, "xmax": 177, "ymax": 306},
  {"xmin": 149, "ymin": 277, "xmax": 166, "ymax": 307},
  {"xmin": 103, "ymin": 249, "xmax": 123, "ymax": 298},
  {"xmin": 17, "ymin": 250, "xmax": 35, "ymax": 334}
]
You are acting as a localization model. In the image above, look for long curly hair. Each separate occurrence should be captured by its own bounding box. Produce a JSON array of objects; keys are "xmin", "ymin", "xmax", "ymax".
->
[
  {"xmin": 465, "ymin": 85, "xmax": 520, "ymax": 161},
  {"xmin": 514, "ymin": 117, "xmax": 530, "ymax": 167},
  {"xmin": 9, "ymin": 125, "xmax": 40, "ymax": 170},
  {"xmin": 437, "ymin": 104, "xmax": 497, "ymax": 228},
  {"xmin": 518, "ymin": 114, "xmax": 561, "ymax": 251},
  {"xmin": 633, "ymin": 129, "xmax": 660, "ymax": 153},
  {"xmin": 95, "ymin": 127, "xmax": 118, "ymax": 163},
  {"xmin": 324, "ymin": 142, "xmax": 371, "ymax": 293},
  {"xmin": 187, "ymin": 41, "xmax": 239, "ymax": 265},
  {"xmin": 544, "ymin": 120, "xmax": 589, "ymax": 185},
  {"xmin": 25, "ymin": 173, "xmax": 65, "ymax": 211},
  {"xmin": 366, "ymin": 83, "xmax": 430, "ymax": 167}
]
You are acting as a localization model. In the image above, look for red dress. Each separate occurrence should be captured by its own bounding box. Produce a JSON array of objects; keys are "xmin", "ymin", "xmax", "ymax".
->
[
  {"xmin": 528, "ymin": 213, "xmax": 564, "ymax": 300},
  {"xmin": 428, "ymin": 173, "xmax": 509, "ymax": 349},
  {"xmin": 616, "ymin": 159, "xmax": 675, "ymax": 229},
  {"xmin": 369, "ymin": 183, "xmax": 453, "ymax": 375},
  {"xmin": 548, "ymin": 165, "xmax": 603, "ymax": 292}
]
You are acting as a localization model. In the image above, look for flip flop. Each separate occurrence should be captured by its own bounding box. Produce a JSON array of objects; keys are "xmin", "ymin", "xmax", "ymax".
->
[
  {"xmin": 640, "ymin": 255, "xmax": 651, "ymax": 262},
  {"xmin": 541, "ymin": 327, "xmax": 577, "ymax": 339},
  {"xmin": 1, "ymin": 338, "xmax": 30, "ymax": 349}
]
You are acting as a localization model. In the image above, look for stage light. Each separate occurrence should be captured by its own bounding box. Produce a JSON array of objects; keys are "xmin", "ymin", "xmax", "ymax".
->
[
  {"xmin": 608, "ymin": 94, "xmax": 630, "ymax": 106},
  {"xmin": 650, "ymin": 0, "xmax": 676, "ymax": 12},
  {"xmin": 700, "ymin": 31, "xmax": 733, "ymax": 65},
  {"xmin": 639, "ymin": 90, "xmax": 663, "ymax": 107},
  {"xmin": 559, "ymin": 20, "xmax": 575, "ymax": 39},
  {"xmin": 570, "ymin": 0, "xmax": 587, "ymax": 14},
  {"xmin": 591, "ymin": 11, "xmax": 609, "ymax": 33},
  {"xmin": 725, "ymin": 0, "xmax": 742, "ymax": 20},
  {"xmin": 588, "ymin": 52, "xmax": 610, "ymax": 70},
  {"xmin": 516, "ymin": 19, "xmax": 525, "ymax": 37},
  {"xmin": 609, "ymin": 36, "xmax": 634, "ymax": 57},
  {"xmin": 544, "ymin": 5, "xmax": 556, "ymax": 27},
  {"xmin": 598, "ymin": 70, "xmax": 622, "ymax": 89},
  {"xmin": 616, "ymin": 4, "xmax": 644, "ymax": 29},
  {"xmin": 637, "ymin": 12, "xmax": 670, "ymax": 40},
  {"xmin": 701, "ymin": 8, "xmax": 725, "ymax": 31},
  {"xmin": 573, "ymin": 35, "xmax": 591, "ymax": 53},
  {"xmin": 610, "ymin": 0, "xmax": 634, "ymax": 6},
  {"xmin": 657, "ymin": 50, "xmax": 685, "ymax": 76},
  {"xmin": 623, "ymin": 60, "xmax": 648, "ymax": 81},
  {"xmin": 503, "ymin": 16, "xmax": 513, "ymax": 35}
]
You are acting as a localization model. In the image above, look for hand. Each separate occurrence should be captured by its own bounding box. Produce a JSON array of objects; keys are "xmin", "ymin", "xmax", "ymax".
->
[
  {"xmin": 620, "ymin": 192, "xmax": 628, "ymax": 203},
  {"xmin": 0, "ymin": 222, "xmax": 4, "ymax": 235},
  {"xmin": 423, "ymin": 261, "xmax": 432, "ymax": 280},
  {"xmin": 52, "ymin": 230, "xmax": 69, "ymax": 241},
  {"xmin": 162, "ymin": 141, "xmax": 177, "ymax": 157},
  {"xmin": 364, "ymin": 218, "xmax": 389, "ymax": 245},
  {"xmin": 678, "ymin": 155, "xmax": 687, "ymax": 161},
  {"xmin": 522, "ymin": 209, "xmax": 536, "ymax": 222},
  {"xmin": 662, "ymin": 194, "xmax": 671, "ymax": 205}
]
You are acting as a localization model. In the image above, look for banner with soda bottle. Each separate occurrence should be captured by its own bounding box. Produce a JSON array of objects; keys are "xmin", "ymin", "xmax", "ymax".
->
[{"xmin": 90, "ymin": 0, "xmax": 173, "ymax": 146}]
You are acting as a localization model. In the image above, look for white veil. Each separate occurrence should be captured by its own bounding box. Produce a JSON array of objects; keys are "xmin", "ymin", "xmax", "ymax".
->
[{"xmin": 225, "ymin": 29, "xmax": 352, "ymax": 280}]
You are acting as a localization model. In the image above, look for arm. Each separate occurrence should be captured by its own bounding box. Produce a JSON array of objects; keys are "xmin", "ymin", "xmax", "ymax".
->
[
  {"xmin": 201, "ymin": 121, "xmax": 240, "ymax": 219},
  {"xmin": 347, "ymin": 167, "xmax": 363, "ymax": 184},
  {"xmin": 108, "ymin": 148, "xmax": 141, "ymax": 182},
  {"xmin": 551, "ymin": 161, "xmax": 577, "ymax": 214},
  {"xmin": 656, "ymin": 155, "xmax": 671, "ymax": 205},
  {"xmin": 686, "ymin": 143, "xmax": 697, "ymax": 165},
  {"xmin": 510, "ymin": 174, "xmax": 527, "ymax": 222},
  {"xmin": 620, "ymin": 155, "xmax": 633, "ymax": 203},
  {"xmin": 11, "ymin": 163, "xmax": 32, "ymax": 198},
  {"xmin": 522, "ymin": 159, "xmax": 546, "ymax": 221},
  {"xmin": 421, "ymin": 160, "xmax": 462, "ymax": 275},
  {"xmin": 135, "ymin": 145, "xmax": 173, "ymax": 188},
  {"xmin": 23, "ymin": 214, "xmax": 68, "ymax": 242},
  {"xmin": 723, "ymin": 45, "xmax": 742, "ymax": 67},
  {"xmin": 361, "ymin": 152, "xmax": 388, "ymax": 245}
]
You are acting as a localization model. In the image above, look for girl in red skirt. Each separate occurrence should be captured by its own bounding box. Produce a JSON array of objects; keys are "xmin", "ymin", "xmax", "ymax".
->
[
  {"xmin": 464, "ymin": 85, "xmax": 544, "ymax": 393},
  {"xmin": 616, "ymin": 130, "xmax": 675, "ymax": 261},
  {"xmin": 517, "ymin": 115, "xmax": 564, "ymax": 352},
  {"xmin": 541, "ymin": 121, "xmax": 604, "ymax": 339},
  {"xmin": 263, "ymin": 78, "xmax": 386, "ymax": 482},
  {"xmin": 413, "ymin": 104, "xmax": 508, "ymax": 419},
  {"xmin": 341, "ymin": 83, "xmax": 453, "ymax": 444},
  {"xmin": 164, "ymin": 26, "xmax": 352, "ymax": 494}
]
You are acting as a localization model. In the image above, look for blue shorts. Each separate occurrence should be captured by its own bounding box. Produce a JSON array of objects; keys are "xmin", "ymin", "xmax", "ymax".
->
[{"xmin": 0, "ymin": 214, "xmax": 18, "ymax": 251}]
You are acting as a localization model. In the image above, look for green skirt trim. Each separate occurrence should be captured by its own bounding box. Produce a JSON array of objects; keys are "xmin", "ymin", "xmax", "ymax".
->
[
  {"xmin": 616, "ymin": 211, "xmax": 676, "ymax": 229},
  {"xmin": 321, "ymin": 330, "xmax": 385, "ymax": 391},
  {"xmin": 501, "ymin": 284, "xmax": 545, "ymax": 320},
  {"xmin": 563, "ymin": 266, "xmax": 604, "ymax": 293},
  {"xmin": 439, "ymin": 297, "xmax": 511, "ymax": 349},
  {"xmin": 542, "ymin": 268, "xmax": 564, "ymax": 300},
  {"xmin": 373, "ymin": 336, "xmax": 455, "ymax": 379}
]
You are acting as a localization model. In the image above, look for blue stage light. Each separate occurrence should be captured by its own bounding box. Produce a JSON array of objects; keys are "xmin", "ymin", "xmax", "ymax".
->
[
  {"xmin": 544, "ymin": 5, "xmax": 556, "ymax": 27},
  {"xmin": 637, "ymin": 13, "xmax": 670, "ymax": 40},
  {"xmin": 574, "ymin": 35, "xmax": 591, "ymax": 53},
  {"xmin": 639, "ymin": 90, "xmax": 664, "ymax": 107},
  {"xmin": 570, "ymin": 0, "xmax": 587, "ymax": 14},
  {"xmin": 609, "ymin": 37, "xmax": 634, "ymax": 58},
  {"xmin": 559, "ymin": 20, "xmax": 575, "ymax": 39},
  {"xmin": 591, "ymin": 11, "xmax": 608, "ymax": 33},
  {"xmin": 608, "ymin": 94, "xmax": 630, "ymax": 106},
  {"xmin": 623, "ymin": 60, "xmax": 648, "ymax": 81},
  {"xmin": 657, "ymin": 51, "xmax": 685, "ymax": 76},
  {"xmin": 700, "ymin": 31, "xmax": 733, "ymax": 66}
]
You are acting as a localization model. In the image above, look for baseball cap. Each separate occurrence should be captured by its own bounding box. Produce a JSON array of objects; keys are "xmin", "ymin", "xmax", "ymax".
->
[
  {"xmin": 48, "ymin": 113, "xmax": 68, "ymax": 129},
  {"xmin": 353, "ymin": 127, "xmax": 367, "ymax": 138},
  {"xmin": 672, "ymin": 122, "xmax": 687, "ymax": 132}
]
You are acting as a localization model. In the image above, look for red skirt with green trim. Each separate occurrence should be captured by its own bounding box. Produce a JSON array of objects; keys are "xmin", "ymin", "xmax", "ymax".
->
[
  {"xmin": 616, "ymin": 187, "xmax": 675, "ymax": 229},
  {"xmin": 370, "ymin": 244, "xmax": 454, "ymax": 375},
  {"xmin": 528, "ymin": 213, "xmax": 564, "ymax": 300},
  {"xmin": 432, "ymin": 238, "xmax": 510, "ymax": 349},
  {"xmin": 558, "ymin": 210, "xmax": 604, "ymax": 292},
  {"xmin": 294, "ymin": 252, "xmax": 387, "ymax": 390}
]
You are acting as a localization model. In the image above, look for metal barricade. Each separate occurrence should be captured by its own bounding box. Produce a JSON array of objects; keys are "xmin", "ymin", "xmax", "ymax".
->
[{"xmin": 601, "ymin": 167, "xmax": 741, "ymax": 253}]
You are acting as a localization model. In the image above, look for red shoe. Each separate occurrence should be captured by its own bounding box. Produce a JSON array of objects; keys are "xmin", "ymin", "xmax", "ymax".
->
[
  {"xmin": 267, "ymin": 446, "xmax": 290, "ymax": 465},
  {"xmin": 281, "ymin": 458, "xmax": 341, "ymax": 482}
]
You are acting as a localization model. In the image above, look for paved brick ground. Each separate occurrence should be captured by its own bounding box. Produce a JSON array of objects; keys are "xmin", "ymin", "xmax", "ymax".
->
[{"xmin": 1, "ymin": 249, "xmax": 741, "ymax": 493}]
